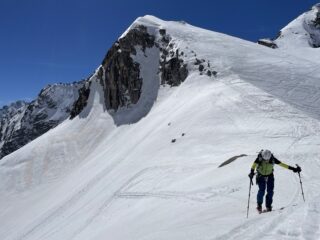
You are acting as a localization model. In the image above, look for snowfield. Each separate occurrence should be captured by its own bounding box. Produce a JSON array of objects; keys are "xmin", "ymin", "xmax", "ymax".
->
[{"xmin": 1, "ymin": 14, "xmax": 320, "ymax": 240}]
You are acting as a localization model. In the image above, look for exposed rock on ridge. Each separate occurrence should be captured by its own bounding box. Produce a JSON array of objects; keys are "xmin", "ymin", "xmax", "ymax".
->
[
  {"xmin": 99, "ymin": 25, "xmax": 154, "ymax": 111},
  {"xmin": 71, "ymin": 23, "xmax": 190, "ymax": 115},
  {"xmin": 158, "ymin": 29, "xmax": 189, "ymax": 86},
  {"xmin": 70, "ymin": 81, "xmax": 91, "ymax": 119},
  {"xmin": 258, "ymin": 38, "xmax": 278, "ymax": 49}
]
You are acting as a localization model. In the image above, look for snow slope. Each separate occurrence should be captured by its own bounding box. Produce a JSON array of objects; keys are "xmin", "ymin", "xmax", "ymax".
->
[
  {"xmin": 1, "ymin": 15, "xmax": 320, "ymax": 240},
  {"xmin": 274, "ymin": 4, "xmax": 320, "ymax": 63}
]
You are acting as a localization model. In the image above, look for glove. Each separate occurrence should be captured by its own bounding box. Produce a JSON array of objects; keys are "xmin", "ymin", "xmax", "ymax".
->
[
  {"xmin": 248, "ymin": 170, "xmax": 255, "ymax": 179},
  {"xmin": 290, "ymin": 165, "xmax": 301, "ymax": 173}
]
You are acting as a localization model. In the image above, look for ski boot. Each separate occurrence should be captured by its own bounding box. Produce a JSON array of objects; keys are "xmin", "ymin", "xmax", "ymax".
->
[
  {"xmin": 265, "ymin": 207, "xmax": 272, "ymax": 212},
  {"xmin": 262, "ymin": 207, "xmax": 272, "ymax": 213},
  {"xmin": 256, "ymin": 204, "xmax": 262, "ymax": 214}
]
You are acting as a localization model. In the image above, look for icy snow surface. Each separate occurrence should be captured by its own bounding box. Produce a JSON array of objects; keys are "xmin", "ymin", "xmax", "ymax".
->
[{"xmin": 1, "ymin": 15, "xmax": 320, "ymax": 240}]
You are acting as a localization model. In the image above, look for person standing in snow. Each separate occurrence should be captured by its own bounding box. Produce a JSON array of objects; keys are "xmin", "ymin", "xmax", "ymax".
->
[{"xmin": 248, "ymin": 149, "xmax": 301, "ymax": 213}]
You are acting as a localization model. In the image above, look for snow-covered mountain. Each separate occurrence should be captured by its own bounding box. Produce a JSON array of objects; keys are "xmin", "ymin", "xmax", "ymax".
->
[
  {"xmin": 0, "ymin": 82, "xmax": 84, "ymax": 159},
  {"xmin": 258, "ymin": 4, "xmax": 320, "ymax": 61},
  {"xmin": 275, "ymin": 3, "xmax": 320, "ymax": 49},
  {"xmin": 1, "ymin": 5, "xmax": 320, "ymax": 240}
]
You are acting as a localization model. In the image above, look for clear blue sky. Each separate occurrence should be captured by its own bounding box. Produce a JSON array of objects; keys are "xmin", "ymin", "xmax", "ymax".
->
[{"xmin": 0, "ymin": 0, "xmax": 318, "ymax": 107}]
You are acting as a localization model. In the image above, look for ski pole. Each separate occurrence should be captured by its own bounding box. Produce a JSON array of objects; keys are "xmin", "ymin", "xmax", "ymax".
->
[
  {"xmin": 246, "ymin": 177, "xmax": 253, "ymax": 218},
  {"xmin": 296, "ymin": 164, "xmax": 305, "ymax": 202}
]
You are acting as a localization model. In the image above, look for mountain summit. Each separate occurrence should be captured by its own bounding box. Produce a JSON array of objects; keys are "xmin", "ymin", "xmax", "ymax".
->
[
  {"xmin": 275, "ymin": 3, "xmax": 320, "ymax": 49},
  {"xmin": 259, "ymin": 3, "xmax": 320, "ymax": 61}
]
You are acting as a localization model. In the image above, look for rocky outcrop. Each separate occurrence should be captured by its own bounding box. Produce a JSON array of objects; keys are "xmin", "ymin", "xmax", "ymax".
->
[
  {"xmin": 70, "ymin": 81, "xmax": 91, "ymax": 119},
  {"xmin": 313, "ymin": 8, "xmax": 320, "ymax": 27},
  {"xmin": 193, "ymin": 58, "xmax": 217, "ymax": 77},
  {"xmin": 158, "ymin": 29, "xmax": 189, "ymax": 86},
  {"xmin": 97, "ymin": 25, "xmax": 189, "ymax": 111},
  {"xmin": 258, "ymin": 38, "xmax": 278, "ymax": 49},
  {"xmin": 308, "ymin": 7, "xmax": 320, "ymax": 48},
  {"xmin": 100, "ymin": 25, "xmax": 155, "ymax": 111},
  {"xmin": 0, "ymin": 83, "xmax": 82, "ymax": 159},
  {"xmin": 160, "ymin": 49, "xmax": 188, "ymax": 86},
  {"xmin": 0, "ymin": 101, "xmax": 27, "ymax": 154}
]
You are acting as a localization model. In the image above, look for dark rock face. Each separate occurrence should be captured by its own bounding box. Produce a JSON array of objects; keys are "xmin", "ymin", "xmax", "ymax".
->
[
  {"xmin": 161, "ymin": 56, "xmax": 188, "ymax": 86},
  {"xmin": 0, "ymin": 101, "xmax": 27, "ymax": 158},
  {"xmin": 193, "ymin": 58, "xmax": 217, "ymax": 77},
  {"xmin": 158, "ymin": 30, "xmax": 188, "ymax": 86},
  {"xmin": 97, "ymin": 25, "xmax": 189, "ymax": 111},
  {"xmin": 312, "ymin": 4, "xmax": 320, "ymax": 27},
  {"xmin": 100, "ymin": 25, "xmax": 155, "ymax": 111},
  {"xmin": 309, "ymin": 10, "xmax": 320, "ymax": 48},
  {"xmin": 70, "ymin": 82, "xmax": 91, "ymax": 119},
  {"xmin": 0, "ymin": 83, "xmax": 82, "ymax": 159},
  {"xmin": 258, "ymin": 39, "xmax": 278, "ymax": 49},
  {"xmin": 314, "ymin": 11, "xmax": 320, "ymax": 27}
]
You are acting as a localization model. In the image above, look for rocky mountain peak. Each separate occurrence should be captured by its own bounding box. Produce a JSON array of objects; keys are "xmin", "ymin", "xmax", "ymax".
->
[
  {"xmin": 0, "ymin": 82, "xmax": 83, "ymax": 159},
  {"xmin": 100, "ymin": 24, "xmax": 155, "ymax": 111},
  {"xmin": 70, "ymin": 17, "xmax": 191, "ymax": 120},
  {"xmin": 258, "ymin": 3, "xmax": 320, "ymax": 49}
]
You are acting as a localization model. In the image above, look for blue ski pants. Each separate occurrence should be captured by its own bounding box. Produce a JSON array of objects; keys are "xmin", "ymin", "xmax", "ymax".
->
[{"xmin": 257, "ymin": 174, "xmax": 274, "ymax": 208}]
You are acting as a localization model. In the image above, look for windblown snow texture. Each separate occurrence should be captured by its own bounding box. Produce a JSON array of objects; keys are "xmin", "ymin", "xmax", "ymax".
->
[{"xmin": 1, "ymin": 5, "xmax": 320, "ymax": 240}]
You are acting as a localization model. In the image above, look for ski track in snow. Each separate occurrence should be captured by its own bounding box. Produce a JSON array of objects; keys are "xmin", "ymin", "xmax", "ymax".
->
[
  {"xmin": 212, "ymin": 173, "xmax": 301, "ymax": 240},
  {"xmin": 69, "ymin": 163, "xmax": 233, "ymax": 240}
]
